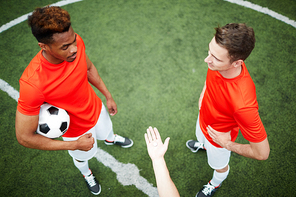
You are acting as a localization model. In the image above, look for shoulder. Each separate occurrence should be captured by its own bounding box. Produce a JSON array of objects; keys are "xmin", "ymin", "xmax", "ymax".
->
[
  {"xmin": 76, "ymin": 34, "xmax": 85, "ymax": 48},
  {"xmin": 20, "ymin": 51, "xmax": 43, "ymax": 82},
  {"xmin": 237, "ymin": 64, "xmax": 257, "ymax": 102}
]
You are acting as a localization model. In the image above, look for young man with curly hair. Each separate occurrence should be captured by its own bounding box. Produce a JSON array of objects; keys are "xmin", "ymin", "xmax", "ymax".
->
[
  {"xmin": 15, "ymin": 6, "xmax": 133, "ymax": 195},
  {"xmin": 186, "ymin": 23, "xmax": 270, "ymax": 197}
]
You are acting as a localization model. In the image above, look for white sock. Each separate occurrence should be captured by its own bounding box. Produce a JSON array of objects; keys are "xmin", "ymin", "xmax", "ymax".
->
[
  {"xmin": 210, "ymin": 166, "xmax": 230, "ymax": 187},
  {"xmin": 105, "ymin": 131, "xmax": 115, "ymax": 142},
  {"xmin": 73, "ymin": 158, "xmax": 91, "ymax": 176}
]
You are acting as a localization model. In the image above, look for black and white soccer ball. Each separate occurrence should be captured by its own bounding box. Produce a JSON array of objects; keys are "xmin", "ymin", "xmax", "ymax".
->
[{"xmin": 36, "ymin": 103, "xmax": 70, "ymax": 138}]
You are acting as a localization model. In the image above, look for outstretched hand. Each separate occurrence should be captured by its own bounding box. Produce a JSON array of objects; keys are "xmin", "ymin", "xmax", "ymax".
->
[{"xmin": 144, "ymin": 127, "xmax": 170, "ymax": 161}]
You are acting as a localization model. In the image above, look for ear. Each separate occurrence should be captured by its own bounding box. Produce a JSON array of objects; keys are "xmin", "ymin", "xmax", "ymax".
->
[
  {"xmin": 38, "ymin": 42, "xmax": 48, "ymax": 51},
  {"xmin": 232, "ymin": 59, "xmax": 243, "ymax": 68}
]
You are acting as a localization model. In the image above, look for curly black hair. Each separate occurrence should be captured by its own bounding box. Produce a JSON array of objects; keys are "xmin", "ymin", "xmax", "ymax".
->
[{"xmin": 28, "ymin": 6, "xmax": 71, "ymax": 44}]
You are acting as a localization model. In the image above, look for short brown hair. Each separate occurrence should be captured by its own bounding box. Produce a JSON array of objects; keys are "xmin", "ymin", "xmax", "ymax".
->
[
  {"xmin": 28, "ymin": 6, "xmax": 71, "ymax": 44},
  {"xmin": 215, "ymin": 23, "xmax": 255, "ymax": 63}
]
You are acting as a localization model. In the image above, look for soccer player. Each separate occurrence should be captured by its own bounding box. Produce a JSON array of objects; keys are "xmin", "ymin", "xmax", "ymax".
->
[
  {"xmin": 15, "ymin": 6, "xmax": 133, "ymax": 195},
  {"xmin": 144, "ymin": 127, "xmax": 180, "ymax": 197},
  {"xmin": 186, "ymin": 23, "xmax": 270, "ymax": 197}
]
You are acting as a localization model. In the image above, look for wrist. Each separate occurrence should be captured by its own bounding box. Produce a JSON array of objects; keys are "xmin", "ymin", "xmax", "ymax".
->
[
  {"xmin": 152, "ymin": 157, "xmax": 166, "ymax": 167},
  {"xmin": 69, "ymin": 140, "xmax": 78, "ymax": 151},
  {"xmin": 224, "ymin": 141, "xmax": 232, "ymax": 151},
  {"xmin": 105, "ymin": 93, "xmax": 113, "ymax": 100}
]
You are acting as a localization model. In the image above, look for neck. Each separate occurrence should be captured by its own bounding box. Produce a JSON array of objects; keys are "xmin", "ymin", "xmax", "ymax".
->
[
  {"xmin": 42, "ymin": 50, "xmax": 64, "ymax": 64},
  {"xmin": 219, "ymin": 65, "xmax": 242, "ymax": 79}
]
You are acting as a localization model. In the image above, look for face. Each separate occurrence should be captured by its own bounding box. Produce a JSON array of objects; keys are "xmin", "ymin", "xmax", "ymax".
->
[
  {"xmin": 204, "ymin": 37, "xmax": 233, "ymax": 72},
  {"xmin": 41, "ymin": 26, "xmax": 77, "ymax": 64}
]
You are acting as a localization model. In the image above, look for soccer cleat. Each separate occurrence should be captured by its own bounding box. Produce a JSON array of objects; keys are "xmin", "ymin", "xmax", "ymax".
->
[
  {"xmin": 104, "ymin": 134, "xmax": 134, "ymax": 148},
  {"xmin": 196, "ymin": 182, "xmax": 221, "ymax": 197},
  {"xmin": 84, "ymin": 171, "xmax": 101, "ymax": 195},
  {"xmin": 186, "ymin": 140, "xmax": 206, "ymax": 153}
]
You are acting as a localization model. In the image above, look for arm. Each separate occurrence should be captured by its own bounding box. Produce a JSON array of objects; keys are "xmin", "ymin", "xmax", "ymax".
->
[
  {"xmin": 15, "ymin": 110, "xmax": 94, "ymax": 151},
  {"xmin": 86, "ymin": 55, "xmax": 117, "ymax": 115},
  {"xmin": 207, "ymin": 126, "xmax": 270, "ymax": 160},
  {"xmin": 199, "ymin": 81, "xmax": 206, "ymax": 110},
  {"xmin": 144, "ymin": 127, "xmax": 180, "ymax": 197}
]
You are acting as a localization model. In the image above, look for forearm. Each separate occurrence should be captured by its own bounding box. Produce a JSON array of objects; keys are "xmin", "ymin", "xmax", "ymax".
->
[
  {"xmin": 201, "ymin": 81, "xmax": 206, "ymax": 95},
  {"xmin": 16, "ymin": 132, "xmax": 78, "ymax": 151},
  {"xmin": 225, "ymin": 138, "xmax": 269, "ymax": 160},
  {"xmin": 87, "ymin": 61, "xmax": 112, "ymax": 99},
  {"xmin": 199, "ymin": 81, "xmax": 206, "ymax": 109},
  {"xmin": 225, "ymin": 142, "xmax": 255, "ymax": 159},
  {"xmin": 152, "ymin": 158, "xmax": 180, "ymax": 197}
]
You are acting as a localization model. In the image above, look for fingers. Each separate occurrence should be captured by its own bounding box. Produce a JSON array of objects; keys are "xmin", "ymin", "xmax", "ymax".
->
[
  {"xmin": 144, "ymin": 133, "xmax": 149, "ymax": 145},
  {"xmin": 146, "ymin": 126, "xmax": 159, "ymax": 143},
  {"xmin": 146, "ymin": 127, "xmax": 153, "ymax": 143},
  {"xmin": 154, "ymin": 127, "xmax": 161, "ymax": 141},
  {"xmin": 146, "ymin": 126, "xmax": 170, "ymax": 145},
  {"xmin": 207, "ymin": 126, "xmax": 215, "ymax": 139},
  {"xmin": 109, "ymin": 107, "xmax": 117, "ymax": 116},
  {"xmin": 84, "ymin": 133, "xmax": 92, "ymax": 138},
  {"xmin": 150, "ymin": 127, "xmax": 157, "ymax": 141},
  {"xmin": 163, "ymin": 137, "xmax": 170, "ymax": 148}
]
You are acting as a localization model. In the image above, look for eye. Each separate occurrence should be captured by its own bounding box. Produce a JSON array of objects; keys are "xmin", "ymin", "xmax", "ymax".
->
[{"xmin": 62, "ymin": 46, "xmax": 69, "ymax": 51}]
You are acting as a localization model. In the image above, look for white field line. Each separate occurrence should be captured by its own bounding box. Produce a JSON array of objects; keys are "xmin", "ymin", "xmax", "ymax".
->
[
  {"xmin": 0, "ymin": 0, "xmax": 83, "ymax": 33},
  {"xmin": 95, "ymin": 148, "xmax": 159, "ymax": 197},
  {"xmin": 0, "ymin": 79, "xmax": 19, "ymax": 101},
  {"xmin": 224, "ymin": 0, "xmax": 296, "ymax": 28},
  {"xmin": 0, "ymin": 0, "xmax": 158, "ymax": 196},
  {"xmin": 1, "ymin": 0, "xmax": 295, "ymax": 196}
]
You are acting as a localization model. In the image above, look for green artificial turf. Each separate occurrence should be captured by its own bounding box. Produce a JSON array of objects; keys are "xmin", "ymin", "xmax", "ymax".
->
[{"xmin": 0, "ymin": 0, "xmax": 295, "ymax": 196}]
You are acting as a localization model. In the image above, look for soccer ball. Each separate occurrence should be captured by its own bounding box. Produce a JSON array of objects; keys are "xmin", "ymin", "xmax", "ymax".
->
[{"xmin": 36, "ymin": 103, "xmax": 70, "ymax": 138}]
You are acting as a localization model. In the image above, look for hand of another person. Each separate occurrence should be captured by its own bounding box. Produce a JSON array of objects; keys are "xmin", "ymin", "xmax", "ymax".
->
[
  {"xmin": 106, "ymin": 97, "xmax": 118, "ymax": 116},
  {"xmin": 207, "ymin": 125, "xmax": 231, "ymax": 149},
  {"xmin": 76, "ymin": 133, "xmax": 94, "ymax": 151},
  {"xmin": 144, "ymin": 127, "xmax": 170, "ymax": 161}
]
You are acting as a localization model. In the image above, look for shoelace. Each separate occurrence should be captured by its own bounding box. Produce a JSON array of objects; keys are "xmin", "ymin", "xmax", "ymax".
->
[
  {"xmin": 202, "ymin": 183, "xmax": 217, "ymax": 195},
  {"xmin": 85, "ymin": 174, "xmax": 96, "ymax": 187},
  {"xmin": 114, "ymin": 135, "xmax": 125, "ymax": 143}
]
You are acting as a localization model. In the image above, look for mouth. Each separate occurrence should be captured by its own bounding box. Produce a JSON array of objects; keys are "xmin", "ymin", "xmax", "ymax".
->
[{"xmin": 69, "ymin": 53, "xmax": 77, "ymax": 59}]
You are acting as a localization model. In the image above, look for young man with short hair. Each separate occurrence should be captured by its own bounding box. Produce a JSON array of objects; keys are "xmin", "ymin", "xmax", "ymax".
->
[
  {"xmin": 15, "ymin": 6, "xmax": 133, "ymax": 195},
  {"xmin": 186, "ymin": 23, "xmax": 270, "ymax": 197}
]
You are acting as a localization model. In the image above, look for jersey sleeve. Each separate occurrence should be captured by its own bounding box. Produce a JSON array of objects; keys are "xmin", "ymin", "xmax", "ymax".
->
[
  {"xmin": 233, "ymin": 107, "xmax": 267, "ymax": 143},
  {"xmin": 17, "ymin": 79, "xmax": 45, "ymax": 115}
]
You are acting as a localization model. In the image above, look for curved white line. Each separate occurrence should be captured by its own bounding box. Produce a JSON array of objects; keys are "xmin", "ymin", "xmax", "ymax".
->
[
  {"xmin": 224, "ymin": 0, "xmax": 296, "ymax": 28},
  {"xmin": 95, "ymin": 148, "xmax": 159, "ymax": 197},
  {"xmin": 0, "ymin": 79, "xmax": 19, "ymax": 101},
  {"xmin": 0, "ymin": 0, "xmax": 83, "ymax": 33},
  {"xmin": 0, "ymin": 0, "xmax": 158, "ymax": 196},
  {"xmin": 1, "ymin": 1, "xmax": 295, "ymax": 196}
]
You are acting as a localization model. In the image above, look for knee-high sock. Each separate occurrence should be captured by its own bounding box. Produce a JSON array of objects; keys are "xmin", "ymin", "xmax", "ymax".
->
[
  {"xmin": 73, "ymin": 158, "xmax": 91, "ymax": 176},
  {"xmin": 210, "ymin": 166, "xmax": 230, "ymax": 187}
]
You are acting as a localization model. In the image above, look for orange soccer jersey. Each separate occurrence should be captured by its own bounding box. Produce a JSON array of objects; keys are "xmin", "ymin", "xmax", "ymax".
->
[
  {"xmin": 17, "ymin": 34, "xmax": 102, "ymax": 137},
  {"xmin": 199, "ymin": 62, "xmax": 267, "ymax": 148}
]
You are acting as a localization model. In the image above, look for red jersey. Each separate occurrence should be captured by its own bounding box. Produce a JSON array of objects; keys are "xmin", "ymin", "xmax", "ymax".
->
[
  {"xmin": 199, "ymin": 62, "xmax": 267, "ymax": 147},
  {"xmin": 17, "ymin": 34, "xmax": 102, "ymax": 137}
]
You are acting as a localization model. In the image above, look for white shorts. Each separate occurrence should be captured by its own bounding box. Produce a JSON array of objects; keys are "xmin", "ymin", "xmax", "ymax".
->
[
  {"xmin": 196, "ymin": 115, "xmax": 231, "ymax": 170},
  {"xmin": 63, "ymin": 103, "xmax": 113, "ymax": 161}
]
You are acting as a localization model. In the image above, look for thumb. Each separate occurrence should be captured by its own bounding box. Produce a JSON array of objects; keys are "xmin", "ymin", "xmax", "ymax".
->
[{"xmin": 163, "ymin": 137, "xmax": 170, "ymax": 148}]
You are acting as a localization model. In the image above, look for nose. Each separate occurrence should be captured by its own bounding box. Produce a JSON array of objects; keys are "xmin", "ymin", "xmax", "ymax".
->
[
  {"xmin": 204, "ymin": 54, "xmax": 211, "ymax": 63},
  {"xmin": 70, "ymin": 44, "xmax": 77, "ymax": 54}
]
